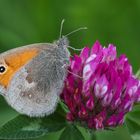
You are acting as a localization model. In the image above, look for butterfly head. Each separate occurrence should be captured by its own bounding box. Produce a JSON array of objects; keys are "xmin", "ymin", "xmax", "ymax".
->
[{"xmin": 55, "ymin": 36, "xmax": 69, "ymax": 48}]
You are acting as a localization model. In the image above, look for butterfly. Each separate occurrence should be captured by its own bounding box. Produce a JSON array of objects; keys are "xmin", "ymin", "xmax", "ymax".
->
[{"xmin": 0, "ymin": 19, "xmax": 87, "ymax": 117}]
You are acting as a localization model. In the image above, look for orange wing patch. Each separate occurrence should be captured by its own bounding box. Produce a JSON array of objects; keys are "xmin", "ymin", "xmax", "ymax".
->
[{"xmin": 0, "ymin": 48, "xmax": 39, "ymax": 88}]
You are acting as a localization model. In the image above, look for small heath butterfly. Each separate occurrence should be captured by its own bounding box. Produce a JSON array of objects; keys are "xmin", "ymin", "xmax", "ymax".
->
[{"xmin": 0, "ymin": 20, "xmax": 87, "ymax": 117}]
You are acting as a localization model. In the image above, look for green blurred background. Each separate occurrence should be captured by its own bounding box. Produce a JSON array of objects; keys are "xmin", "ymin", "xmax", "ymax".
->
[{"xmin": 0, "ymin": 0, "xmax": 140, "ymax": 139}]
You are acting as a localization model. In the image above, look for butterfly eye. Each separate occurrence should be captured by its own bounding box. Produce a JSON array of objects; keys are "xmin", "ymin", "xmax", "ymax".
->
[{"xmin": 0, "ymin": 65, "xmax": 7, "ymax": 74}]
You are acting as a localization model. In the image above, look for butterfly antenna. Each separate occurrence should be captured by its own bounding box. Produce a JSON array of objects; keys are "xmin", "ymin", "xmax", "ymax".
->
[
  {"xmin": 67, "ymin": 46, "xmax": 83, "ymax": 51},
  {"xmin": 62, "ymin": 64, "xmax": 83, "ymax": 79},
  {"xmin": 65, "ymin": 27, "xmax": 87, "ymax": 37},
  {"xmin": 59, "ymin": 19, "xmax": 65, "ymax": 38},
  {"xmin": 67, "ymin": 69, "xmax": 83, "ymax": 79},
  {"xmin": 65, "ymin": 27, "xmax": 87, "ymax": 51}
]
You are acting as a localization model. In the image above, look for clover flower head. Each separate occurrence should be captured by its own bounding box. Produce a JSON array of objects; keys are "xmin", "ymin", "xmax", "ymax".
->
[{"xmin": 61, "ymin": 41, "xmax": 140, "ymax": 130}]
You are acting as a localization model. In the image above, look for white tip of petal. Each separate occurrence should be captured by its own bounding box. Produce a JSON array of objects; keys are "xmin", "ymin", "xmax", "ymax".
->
[
  {"xmin": 95, "ymin": 84, "xmax": 108, "ymax": 98},
  {"xmin": 101, "ymin": 86, "xmax": 108, "ymax": 96},
  {"xmin": 86, "ymin": 54, "xmax": 97, "ymax": 63},
  {"xmin": 83, "ymin": 64, "xmax": 92, "ymax": 80},
  {"xmin": 128, "ymin": 86, "xmax": 138, "ymax": 96},
  {"xmin": 95, "ymin": 84, "xmax": 100, "ymax": 97},
  {"xmin": 83, "ymin": 64, "xmax": 91, "ymax": 74},
  {"xmin": 124, "ymin": 101, "xmax": 131, "ymax": 110},
  {"xmin": 124, "ymin": 58, "xmax": 128, "ymax": 61}
]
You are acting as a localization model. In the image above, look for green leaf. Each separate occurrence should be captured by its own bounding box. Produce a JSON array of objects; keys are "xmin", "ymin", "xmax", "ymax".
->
[
  {"xmin": 0, "ymin": 105, "xmax": 67, "ymax": 139},
  {"xmin": 59, "ymin": 124, "xmax": 85, "ymax": 140},
  {"xmin": 125, "ymin": 105, "xmax": 140, "ymax": 140},
  {"xmin": 59, "ymin": 101, "xmax": 69, "ymax": 113}
]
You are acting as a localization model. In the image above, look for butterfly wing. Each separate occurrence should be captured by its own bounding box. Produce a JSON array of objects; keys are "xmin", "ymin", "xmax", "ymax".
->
[{"xmin": 0, "ymin": 43, "xmax": 69, "ymax": 117}]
